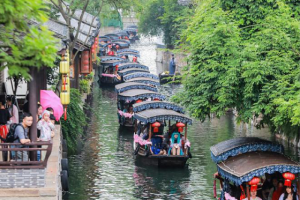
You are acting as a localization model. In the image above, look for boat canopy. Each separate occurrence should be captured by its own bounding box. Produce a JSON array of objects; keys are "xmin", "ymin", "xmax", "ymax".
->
[
  {"xmin": 124, "ymin": 28, "xmax": 137, "ymax": 33},
  {"xmin": 104, "ymin": 34, "xmax": 119, "ymax": 39},
  {"xmin": 99, "ymin": 36, "xmax": 110, "ymax": 42},
  {"xmin": 217, "ymin": 151, "xmax": 300, "ymax": 186},
  {"xmin": 210, "ymin": 137, "xmax": 284, "ymax": 164},
  {"xmin": 117, "ymin": 49, "xmax": 139, "ymax": 54},
  {"xmin": 117, "ymin": 52, "xmax": 140, "ymax": 58},
  {"xmin": 124, "ymin": 72, "xmax": 158, "ymax": 81},
  {"xmin": 115, "ymin": 31, "xmax": 129, "ymax": 36},
  {"xmin": 100, "ymin": 56, "xmax": 124, "ymax": 66},
  {"xmin": 118, "ymin": 63, "xmax": 149, "ymax": 71},
  {"xmin": 102, "ymin": 42, "xmax": 130, "ymax": 48},
  {"xmin": 115, "ymin": 82, "xmax": 158, "ymax": 93},
  {"xmin": 127, "ymin": 25, "xmax": 138, "ymax": 29},
  {"xmin": 118, "ymin": 68, "xmax": 150, "ymax": 76},
  {"xmin": 118, "ymin": 89, "xmax": 165, "ymax": 102},
  {"xmin": 126, "ymin": 77, "xmax": 160, "ymax": 86},
  {"xmin": 111, "ymin": 39, "xmax": 131, "ymax": 45},
  {"xmin": 133, "ymin": 101, "xmax": 184, "ymax": 114},
  {"xmin": 134, "ymin": 108, "xmax": 192, "ymax": 125}
]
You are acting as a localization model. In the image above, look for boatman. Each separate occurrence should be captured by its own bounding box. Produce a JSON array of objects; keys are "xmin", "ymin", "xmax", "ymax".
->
[{"xmin": 169, "ymin": 54, "xmax": 176, "ymax": 75}]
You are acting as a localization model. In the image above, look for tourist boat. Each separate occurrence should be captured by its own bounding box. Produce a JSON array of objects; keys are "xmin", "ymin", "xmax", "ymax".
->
[
  {"xmin": 115, "ymin": 30, "xmax": 130, "ymax": 40},
  {"xmin": 125, "ymin": 77, "xmax": 160, "ymax": 86},
  {"xmin": 159, "ymin": 72, "xmax": 182, "ymax": 84},
  {"xmin": 210, "ymin": 137, "xmax": 300, "ymax": 200},
  {"xmin": 99, "ymin": 56, "xmax": 124, "ymax": 85},
  {"xmin": 115, "ymin": 82, "xmax": 158, "ymax": 94},
  {"xmin": 116, "ymin": 89, "xmax": 166, "ymax": 128},
  {"xmin": 124, "ymin": 26, "xmax": 139, "ymax": 41},
  {"xmin": 117, "ymin": 63, "xmax": 150, "ymax": 80},
  {"xmin": 104, "ymin": 33, "xmax": 119, "ymax": 40},
  {"xmin": 132, "ymin": 104, "xmax": 192, "ymax": 167},
  {"xmin": 123, "ymin": 73, "xmax": 159, "ymax": 82}
]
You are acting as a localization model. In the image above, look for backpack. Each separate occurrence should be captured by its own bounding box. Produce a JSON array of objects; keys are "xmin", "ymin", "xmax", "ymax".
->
[{"xmin": 2, "ymin": 123, "xmax": 23, "ymax": 143}]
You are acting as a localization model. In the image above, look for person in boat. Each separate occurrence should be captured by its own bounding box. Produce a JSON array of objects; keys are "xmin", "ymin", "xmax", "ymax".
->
[
  {"xmin": 262, "ymin": 174, "xmax": 273, "ymax": 200},
  {"xmin": 169, "ymin": 54, "xmax": 176, "ymax": 75},
  {"xmin": 132, "ymin": 56, "xmax": 138, "ymax": 63},
  {"xmin": 107, "ymin": 45, "xmax": 114, "ymax": 56},
  {"xmin": 169, "ymin": 132, "xmax": 183, "ymax": 156},
  {"xmin": 269, "ymin": 178, "xmax": 284, "ymax": 200},
  {"xmin": 279, "ymin": 186, "xmax": 299, "ymax": 200},
  {"xmin": 243, "ymin": 190, "xmax": 262, "ymax": 200}
]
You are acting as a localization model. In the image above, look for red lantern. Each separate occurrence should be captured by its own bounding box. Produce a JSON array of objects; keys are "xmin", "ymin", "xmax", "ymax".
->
[
  {"xmin": 176, "ymin": 122, "xmax": 185, "ymax": 132},
  {"xmin": 115, "ymin": 65, "xmax": 119, "ymax": 72},
  {"xmin": 151, "ymin": 122, "xmax": 161, "ymax": 133},
  {"xmin": 81, "ymin": 50, "xmax": 90, "ymax": 73},
  {"xmin": 136, "ymin": 99, "xmax": 143, "ymax": 103},
  {"xmin": 248, "ymin": 177, "xmax": 260, "ymax": 192},
  {"xmin": 116, "ymin": 45, "xmax": 120, "ymax": 50},
  {"xmin": 283, "ymin": 172, "xmax": 296, "ymax": 187},
  {"xmin": 153, "ymin": 98, "xmax": 160, "ymax": 101}
]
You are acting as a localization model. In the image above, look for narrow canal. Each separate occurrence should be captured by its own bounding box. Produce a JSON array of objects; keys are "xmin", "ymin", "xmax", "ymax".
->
[{"xmin": 64, "ymin": 36, "xmax": 300, "ymax": 200}]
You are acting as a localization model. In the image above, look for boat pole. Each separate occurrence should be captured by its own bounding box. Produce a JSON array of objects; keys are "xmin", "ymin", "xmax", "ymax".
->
[
  {"xmin": 148, "ymin": 123, "xmax": 152, "ymax": 141},
  {"xmin": 247, "ymin": 185, "xmax": 250, "ymax": 200},
  {"xmin": 184, "ymin": 123, "xmax": 187, "ymax": 141}
]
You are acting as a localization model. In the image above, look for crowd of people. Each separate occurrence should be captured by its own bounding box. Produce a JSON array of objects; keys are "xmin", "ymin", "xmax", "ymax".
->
[
  {"xmin": 216, "ymin": 172, "xmax": 300, "ymax": 200},
  {"xmin": 0, "ymin": 95, "xmax": 56, "ymax": 162}
]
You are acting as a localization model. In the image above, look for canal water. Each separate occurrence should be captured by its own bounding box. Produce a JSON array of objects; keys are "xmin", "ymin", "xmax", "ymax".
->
[{"xmin": 64, "ymin": 36, "xmax": 300, "ymax": 200}]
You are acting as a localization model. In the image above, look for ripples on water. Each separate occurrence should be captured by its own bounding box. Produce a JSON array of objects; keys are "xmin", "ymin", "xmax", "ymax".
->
[{"xmin": 64, "ymin": 36, "xmax": 299, "ymax": 200}]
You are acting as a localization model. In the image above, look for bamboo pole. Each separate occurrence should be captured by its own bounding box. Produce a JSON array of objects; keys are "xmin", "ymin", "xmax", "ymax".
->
[
  {"xmin": 148, "ymin": 123, "xmax": 152, "ymax": 141},
  {"xmin": 247, "ymin": 185, "xmax": 250, "ymax": 200}
]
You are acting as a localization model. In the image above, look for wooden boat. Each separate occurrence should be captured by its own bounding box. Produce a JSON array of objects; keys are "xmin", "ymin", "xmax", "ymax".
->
[
  {"xmin": 159, "ymin": 73, "xmax": 181, "ymax": 84},
  {"xmin": 133, "ymin": 107, "xmax": 192, "ymax": 167},
  {"xmin": 115, "ymin": 82, "xmax": 158, "ymax": 94},
  {"xmin": 99, "ymin": 56, "xmax": 124, "ymax": 85},
  {"xmin": 211, "ymin": 137, "xmax": 300, "ymax": 200},
  {"xmin": 126, "ymin": 77, "xmax": 160, "ymax": 86},
  {"xmin": 116, "ymin": 89, "xmax": 166, "ymax": 128}
]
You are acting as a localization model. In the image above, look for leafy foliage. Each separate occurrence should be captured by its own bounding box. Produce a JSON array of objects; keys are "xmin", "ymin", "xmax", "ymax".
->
[
  {"xmin": 0, "ymin": 0, "xmax": 58, "ymax": 79},
  {"xmin": 174, "ymin": 0, "xmax": 300, "ymax": 137},
  {"xmin": 61, "ymin": 88, "xmax": 87, "ymax": 153},
  {"xmin": 138, "ymin": 0, "xmax": 192, "ymax": 48}
]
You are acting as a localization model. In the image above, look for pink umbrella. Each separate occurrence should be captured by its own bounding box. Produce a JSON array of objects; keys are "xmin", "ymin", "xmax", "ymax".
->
[{"xmin": 40, "ymin": 90, "xmax": 64, "ymax": 121}]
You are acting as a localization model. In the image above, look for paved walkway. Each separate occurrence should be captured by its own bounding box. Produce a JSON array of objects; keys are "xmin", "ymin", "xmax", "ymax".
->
[{"xmin": 0, "ymin": 125, "xmax": 62, "ymax": 200}]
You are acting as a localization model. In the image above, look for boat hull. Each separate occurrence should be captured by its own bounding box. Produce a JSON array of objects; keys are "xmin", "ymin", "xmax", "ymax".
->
[{"xmin": 135, "ymin": 153, "xmax": 189, "ymax": 168}]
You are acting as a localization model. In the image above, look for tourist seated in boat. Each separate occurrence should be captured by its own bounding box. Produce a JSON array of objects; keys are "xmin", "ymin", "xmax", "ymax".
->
[
  {"xmin": 279, "ymin": 186, "xmax": 299, "ymax": 200},
  {"xmin": 268, "ymin": 177, "xmax": 284, "ymax": 200},
  {"xmin": 107, "ymin": 45, "xmax": 115, "ymax": 56},
  {"xmin": 262, "ymin": 174, "xmax": 273, "ymax": 200},
  {"xmin": 169, "ymin": 132, "xmax": 183, "ymax": 156}
]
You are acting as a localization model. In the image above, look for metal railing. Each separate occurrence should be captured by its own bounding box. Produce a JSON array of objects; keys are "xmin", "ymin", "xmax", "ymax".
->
[{"xmin": 0, "ymin": 142, "xmax": 53, "ymax": 169}]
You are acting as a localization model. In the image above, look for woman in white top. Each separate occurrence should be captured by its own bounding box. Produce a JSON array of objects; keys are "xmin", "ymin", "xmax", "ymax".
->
[
  {"xmin": 279, "ymin": 187, "xmax": 299, "ymax": 200},
  {"xmin": 243, "ymin": 191, "xmax": 262, "ymax": 200},
  {"xmin": 6, "ymin": 96, "xmax": 19, "ymax": 124}
]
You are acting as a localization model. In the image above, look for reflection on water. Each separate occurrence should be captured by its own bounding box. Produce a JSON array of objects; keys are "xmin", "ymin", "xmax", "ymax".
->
[{"xmin": 64, "ymin": 37, "xmax": 298, "ymax": 200}]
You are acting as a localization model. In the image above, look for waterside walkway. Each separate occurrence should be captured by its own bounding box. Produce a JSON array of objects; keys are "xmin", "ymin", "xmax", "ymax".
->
[{"xmin": 0, "ymin": 125, "xmax": 62, "ymax": 200}]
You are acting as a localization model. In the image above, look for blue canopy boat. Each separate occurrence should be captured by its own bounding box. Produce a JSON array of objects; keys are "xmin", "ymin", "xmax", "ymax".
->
[
  {"xmin": 132, "ymin": 108, "xmax": 192, "ymax": 167},
  {"xmin": 99, "ymin": 56, "xmax": 124, "ymax": 85},
  {"xmin": 211, "ymin": 137, "xmax": 300, "ymax": 200}
]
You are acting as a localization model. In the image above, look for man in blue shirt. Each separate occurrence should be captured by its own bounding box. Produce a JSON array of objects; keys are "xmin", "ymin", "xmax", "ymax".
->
[{"xmin": 169, "ymin": 54, "xmax": 176, "ymax": 75}]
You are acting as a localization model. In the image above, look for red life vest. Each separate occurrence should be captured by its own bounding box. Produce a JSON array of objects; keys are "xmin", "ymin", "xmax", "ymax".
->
[{"xmin": 108, "ymin": 51, "xmax": 114, "ymax": 56}]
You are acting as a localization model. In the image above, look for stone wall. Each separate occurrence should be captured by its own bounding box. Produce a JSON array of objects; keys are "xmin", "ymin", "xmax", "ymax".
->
[
  {"xmin": 0, "ymin": 169, "xmax": 45, "ymax": 188},
  {"xmin": 156, "ymin": 48, "xmax": 188, "ymax": 74}
]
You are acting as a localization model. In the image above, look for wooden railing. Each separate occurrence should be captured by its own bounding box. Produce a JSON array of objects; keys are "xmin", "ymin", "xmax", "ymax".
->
[{"xmin": 0, "ymin": 142, "xmax": 53, "ymax": 169}]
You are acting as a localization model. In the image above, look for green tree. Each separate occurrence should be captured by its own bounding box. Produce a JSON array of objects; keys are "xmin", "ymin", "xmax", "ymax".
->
[
  {"xmin": 138, "ymin": 0, "xmax": 192, "ymax": 48},
  {"xmin": 173, "ymin": 0, "xmax": 300, "ymax": 137},
  {"xmin": 0, "ymin": 0, "xmax": 58, "ymax": 79}
]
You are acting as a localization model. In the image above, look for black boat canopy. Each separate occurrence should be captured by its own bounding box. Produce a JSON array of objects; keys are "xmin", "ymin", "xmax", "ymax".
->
[
  {"xmin": 100, "ymin": 56, "xmax": 124, "ymax": 66},
  {"xmin": 124, "ymin": 72, "xmax": 158, "ymax": 81},
  {"xmin": 134, "ymin": 108, "xmax": 192, "ymax": 125},
  {"xmin": 111, "ymin": 39, "xmax": 131, "ymax": 45},
  {"xmin": 115, "ymin": 82, "xmax": 158, "ymax": 93},
  {"xmin": 118, "ymin": 89, "xmax": 165, "ymax": 102},
  {"xmin": 133, "ymin": 101, "xmax": 184, "ymax": 113},
  {"xmin": 118, "ymin": 63, "xmax": 149, "ymax": 71},
  {"xmin": 118, "ymin": 68, "xmax": 150, "ymax": 76},
  {"xmin": 117, "ymin": 49, "xmax": 139, "ymax": 54},
  {"xmin": 104, "ymin": 33, "xmax": 119, "ymax": 39},
  {"xmin": 210, "ymin": 137, "xmax": 284, "ymax": 164},
  {"xmin": 126, "ymin": 77, "xmax": 160, "ymax": 86},
  {"xmin": 217, "ymin": 151, "xmax": 300, "ymax": 186},
  {"xmin": 117, "ymin": 52, "xmax": 140, "ymax": 58}
]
